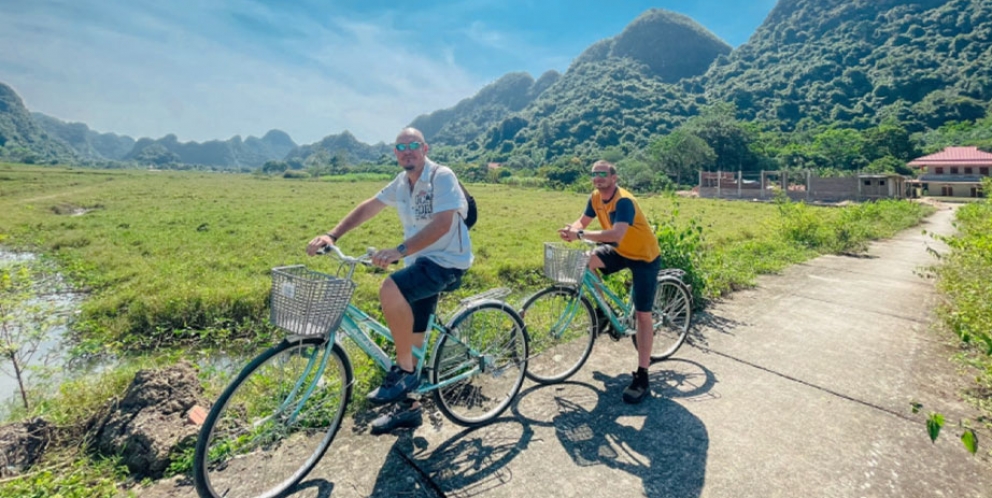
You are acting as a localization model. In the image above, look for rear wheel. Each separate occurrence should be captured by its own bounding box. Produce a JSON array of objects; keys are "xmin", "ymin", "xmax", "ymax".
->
[
  {"xmin": 194, "ymin": 338, "xmax": 352, "ymax": 498},
  {"xmin": 432, "ymin": 301, "xmax": 529, "ymax": 426},
  {"xmin": 633, "ymin": 276, "xmax": 692, "ymax": 362},
  {"xmin": 519, "ymin": 286, "xmax": 597, "ymax": 384}
]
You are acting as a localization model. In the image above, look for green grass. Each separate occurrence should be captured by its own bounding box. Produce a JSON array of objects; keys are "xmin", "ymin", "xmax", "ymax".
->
[
  {"xmin": 0, "ymin": 164, "xmax": 932, "ymax": 354},
  {"xmin": 931, "ymin": 196, "xmax": 992, "ymax": 442}
]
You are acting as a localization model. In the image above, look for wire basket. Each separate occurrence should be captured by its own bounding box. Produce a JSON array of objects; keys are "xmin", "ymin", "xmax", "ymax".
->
[
  {"xmin": 543, "ymin": 242, "xmax": 590, "ymax": 285},
  {"xmin": 270, "ymin": 265, "xmax": 356, "ymax": 336}
]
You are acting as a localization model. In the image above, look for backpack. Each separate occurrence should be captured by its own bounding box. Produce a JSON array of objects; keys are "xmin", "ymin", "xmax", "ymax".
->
[{"xmin": 431, "ymin": 168, "xmax": 477, "ymax": 230}]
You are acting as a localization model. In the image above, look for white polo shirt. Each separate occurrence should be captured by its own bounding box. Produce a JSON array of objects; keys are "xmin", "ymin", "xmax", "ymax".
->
[{"xmin": 375, "ymin": 159, "xmax": 473, "ymax": 270}]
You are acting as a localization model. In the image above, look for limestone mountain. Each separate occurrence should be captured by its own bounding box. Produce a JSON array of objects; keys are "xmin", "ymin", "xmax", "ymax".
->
[
  {"xmin": 426, "ymin": 8, "xmax": 728, "ymax": 163},
  {"xmin": 574, "ymin": 9, "xmax": 732, "ymax": 83},
  {"xmin": 31, "ymin": 112, "xmax": 136, "ymax": 161},
  {"xmin": 430, "ymin": 1, "xmax": 992, "ymax": 165},
  {"xmin": 0, "ymin": 82, "xmax": 77, "ymax": 164},
  {"xmin": 125, "ymin": 129, "xmax": 297, "ymax": 168},
  {"xmin": 408, "ymin": 71, "xmax": 561, "ymax": 147},
  {"xmin": 700, "ymin": 0, "xmax": 992, "ymax": 132},
  {"xmin": 284, "ymin": 130, "xmax": 392, "ymax": 165}
]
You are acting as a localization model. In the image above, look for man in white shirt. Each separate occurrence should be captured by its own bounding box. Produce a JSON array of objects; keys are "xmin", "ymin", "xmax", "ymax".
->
[{"xmin": 307, "ymin": 127, "xmax": 472, "ymax": 432}]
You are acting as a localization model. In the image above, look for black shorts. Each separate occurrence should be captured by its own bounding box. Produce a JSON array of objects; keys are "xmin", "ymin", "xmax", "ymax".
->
[
  {"xmin": 389, "ymin": 257, "xmax": 465, "ymax": 332},
  {"xmin": 593, "ymin": 245, "xmax": 661, "ymax": 313}
]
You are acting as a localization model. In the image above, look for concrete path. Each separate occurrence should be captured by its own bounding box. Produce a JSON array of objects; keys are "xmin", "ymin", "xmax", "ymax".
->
[{"xmin": 141, "ymin": 203, "xmax": 991, "ymax": 498}]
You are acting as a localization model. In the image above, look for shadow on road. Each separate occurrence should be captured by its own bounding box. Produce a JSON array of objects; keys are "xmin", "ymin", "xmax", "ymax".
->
[{"xmin": 511, "ymin": 360, "xmax": 714, "ymax": 498}]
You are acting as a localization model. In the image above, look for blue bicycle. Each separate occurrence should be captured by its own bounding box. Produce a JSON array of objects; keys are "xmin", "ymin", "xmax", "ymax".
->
[
  {"xmin": 193, "ymin": 244, "xmax": 529, "ymax": 498},
  {"xmin": 520, "ymin": 242, "xmax": 692, "ymax": 384}
]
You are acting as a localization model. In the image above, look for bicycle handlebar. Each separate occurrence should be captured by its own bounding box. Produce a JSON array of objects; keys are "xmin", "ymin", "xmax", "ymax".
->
[{"xmin": 317, "ymin": 243, "xmax": 374, "ymax": 266}]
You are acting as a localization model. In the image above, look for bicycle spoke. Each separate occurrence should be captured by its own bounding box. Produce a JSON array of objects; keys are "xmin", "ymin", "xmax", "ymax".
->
[{"xmin": 521, "ymin": 287, "xmax": 596, "ymax": 384}]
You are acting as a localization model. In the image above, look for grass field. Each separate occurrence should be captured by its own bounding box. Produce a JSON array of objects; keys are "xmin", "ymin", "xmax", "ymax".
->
[{"xmin": 0, "ymin": 163, "xmax": 931, "ymax": 354}]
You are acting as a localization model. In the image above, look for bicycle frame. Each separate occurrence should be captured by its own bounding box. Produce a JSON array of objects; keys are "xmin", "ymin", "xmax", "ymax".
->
[
  {"xmin": 548, "ymin": 267, "xmax": 633, "ymax": 340},
  {"xmin": 280, "ymin": 245, "xmax": 503, "ymax": 409},
  {"xmin": 580, "ymin": 268, "xmax": 635, "ymax": 336}
]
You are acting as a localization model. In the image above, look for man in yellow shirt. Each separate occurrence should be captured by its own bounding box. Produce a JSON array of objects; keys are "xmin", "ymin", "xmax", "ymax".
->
[{"xmin": 559, "ymin": 160, "xmax": 661, "ymax": 404}]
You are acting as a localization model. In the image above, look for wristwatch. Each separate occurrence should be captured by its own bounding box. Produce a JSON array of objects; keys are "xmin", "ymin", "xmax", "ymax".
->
[
  {"xmin": 577, "ymin": 229, "xmax": 585, "ymax": 240},
  {"xmin": 397, "ymin": 243, "xmax": 408, "ymax": 256}
]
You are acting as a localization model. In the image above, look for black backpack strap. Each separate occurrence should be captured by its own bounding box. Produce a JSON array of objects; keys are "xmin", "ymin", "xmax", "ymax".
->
[{"xmin": 430, "ymin": 166, "xmax": 467, "ymax": 226}]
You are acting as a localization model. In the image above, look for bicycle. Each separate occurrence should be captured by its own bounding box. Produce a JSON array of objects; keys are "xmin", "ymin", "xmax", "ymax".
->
[
  {"xmin": 519, "ymin": 242, "xmax": 692, "ymax": 384},
  {"xmin": 192, "ymin": 244, "xmax": 529, "ymax": 498}
]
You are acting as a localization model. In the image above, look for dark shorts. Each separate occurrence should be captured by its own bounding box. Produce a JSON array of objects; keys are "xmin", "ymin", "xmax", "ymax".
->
[
  {"xmin": 390, "ymin": 257, "xmax": 465, "ymax": 332},
  {"xmin": 593, "ymin": 245, "xmax": 662, "ymax": 313}
]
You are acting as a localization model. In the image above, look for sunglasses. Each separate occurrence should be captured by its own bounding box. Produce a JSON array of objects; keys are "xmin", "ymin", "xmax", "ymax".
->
[
  {"xmin": 590, "ymin": 171, "xmax": 612, "ymax": 178},
  {"xmin": 395, "ymin": 142, "xmax": 423, "ymax": 152}
]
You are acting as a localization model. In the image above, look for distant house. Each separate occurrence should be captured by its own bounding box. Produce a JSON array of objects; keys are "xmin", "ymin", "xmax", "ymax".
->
[{"xmin": 908, "ymin": 146, "xmax": 992, "ymax": 198}]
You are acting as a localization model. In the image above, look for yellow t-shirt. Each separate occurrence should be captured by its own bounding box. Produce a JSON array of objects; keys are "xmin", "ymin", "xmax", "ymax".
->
[{"xmin": 589, "ymin": 187, "xmax": 660, "ymax": 263}]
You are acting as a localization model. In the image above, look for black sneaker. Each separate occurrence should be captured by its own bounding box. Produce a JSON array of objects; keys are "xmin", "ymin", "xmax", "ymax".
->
[
  {"xmin": 367, "ymin": 365, "xmax": 421, "ymax": 404},
  {"xmin": 622, "ymin": 370, "xmax": 650, "ymax": 404},
  {"xmin": 370, "ymin": 402, "xmax": 423, "ymax": 435}
]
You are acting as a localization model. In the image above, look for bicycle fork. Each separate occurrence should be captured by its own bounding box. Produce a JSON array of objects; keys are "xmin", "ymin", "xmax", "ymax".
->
[{"xmin": 265, "ymin": 339, "xmax": 336, "ymax": 428}]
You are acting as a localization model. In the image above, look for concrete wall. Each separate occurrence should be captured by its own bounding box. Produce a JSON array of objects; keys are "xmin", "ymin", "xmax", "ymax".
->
[
  {"xmin": 809, "ymin": 177, "xmax": 859, "ymax": 202},
  {"xmin": 699, "ymin": 172, "xmax": 906, "ymax": 202}
]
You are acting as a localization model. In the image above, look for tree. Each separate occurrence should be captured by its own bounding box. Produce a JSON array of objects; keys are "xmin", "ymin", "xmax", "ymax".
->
[
  {"xmin": 648, "ymin": 130, "xmax": 716, "ymax": 186},
  {"xmin": 261, "ymin": 160, "xmax": 288, "ymax": 174},
  {"xmin": 863, "ymin": 123, "xmax": 919, "ymax": 162},
  {"xmin": 811, "ymin": 128, "xmax": 868, "ymax": 171},
  {"xmin": 0, "ymin": 261, "xmax": 67, "ymax": 411},
  {"xmin": 683, "ymin": 103, "xmax": 760, "ymax": 172}
]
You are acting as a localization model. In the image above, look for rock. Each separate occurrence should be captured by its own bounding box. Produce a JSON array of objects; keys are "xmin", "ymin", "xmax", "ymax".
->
[
  {"xmin": 88, "ymin": 361, "xmax": 206, "ymax": 478},
  {"xmin": 0, "ymin": 417, "xmax": 53, "ymax": 477}
]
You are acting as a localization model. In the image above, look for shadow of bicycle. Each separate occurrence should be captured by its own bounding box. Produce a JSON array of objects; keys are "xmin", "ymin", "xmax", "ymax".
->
[{"xmin": 511, "ymin": 359, "xmax": 715, "ymax": 498}]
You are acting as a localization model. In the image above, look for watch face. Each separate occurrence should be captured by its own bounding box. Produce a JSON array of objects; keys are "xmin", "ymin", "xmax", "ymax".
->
[{"xmin": 397, "ymin": 243, "xmax": 408, "ymax": 256}]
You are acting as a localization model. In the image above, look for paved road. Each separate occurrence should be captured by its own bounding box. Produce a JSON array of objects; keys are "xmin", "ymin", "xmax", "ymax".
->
[{"xmin": 143, "ymin": 203, "xmax": 992, "ymax": 498}]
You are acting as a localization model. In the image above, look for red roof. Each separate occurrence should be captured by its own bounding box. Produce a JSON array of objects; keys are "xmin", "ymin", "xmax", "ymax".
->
[{"xmin": 908, "ymin": 146, "xmax": 992, "ymax": 167}]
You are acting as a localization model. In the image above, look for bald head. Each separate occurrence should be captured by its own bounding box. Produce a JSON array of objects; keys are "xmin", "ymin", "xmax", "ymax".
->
[{"xmin": 396, "ymin": 127, "xmax": 426, "ymax": 144}]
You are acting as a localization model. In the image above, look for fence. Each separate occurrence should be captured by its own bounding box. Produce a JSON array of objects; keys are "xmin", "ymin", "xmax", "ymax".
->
[{"xmin": 698, "ymin": 170, "xmax": 908, "ymax": 202}]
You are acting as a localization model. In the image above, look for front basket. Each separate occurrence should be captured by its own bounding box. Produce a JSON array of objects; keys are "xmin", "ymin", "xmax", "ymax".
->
[
  {"xmin": 543, "ymin": 242, "xmax": 590, "ymax": 285},
  {"xmin": 270, "ymin": 265, "xmax": 356, "ymax": 336}
]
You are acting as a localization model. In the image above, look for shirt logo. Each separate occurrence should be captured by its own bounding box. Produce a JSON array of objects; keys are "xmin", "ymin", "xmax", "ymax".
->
[{"xmin": 414, "ymin": 188, "xmax": 433, "ymax": 221}]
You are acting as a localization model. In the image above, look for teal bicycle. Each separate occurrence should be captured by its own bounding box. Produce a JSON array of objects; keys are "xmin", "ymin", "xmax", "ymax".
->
[
  {"xmin": 520, "ymin": 242, "xmax": 692, "ymax": 384},
  {"xmin": 193, "ymin": 244, "xmax": 529, "ymax": 498}
]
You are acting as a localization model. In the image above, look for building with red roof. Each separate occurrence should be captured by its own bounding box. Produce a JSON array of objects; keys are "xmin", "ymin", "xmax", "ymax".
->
[{"xmin": 908, "ymin": 146, "xmax": 992, "ymax": 198}]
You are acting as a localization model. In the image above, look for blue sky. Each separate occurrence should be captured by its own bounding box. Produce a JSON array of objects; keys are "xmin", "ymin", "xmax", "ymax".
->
[{"xmin": 0, "ymin": 0, "xmax": 778, "ymax": 145}]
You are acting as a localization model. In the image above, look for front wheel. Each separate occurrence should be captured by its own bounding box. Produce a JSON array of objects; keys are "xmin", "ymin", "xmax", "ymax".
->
[
  {"xmin": 193, "ymin": 337, "xmax": 353, "ymax": 498},
  {"xmin": 519, "ymin": 286, "xmax": 597, "ymax": 384},
  {"xmin": 633, "ymin": 276, "xmax": 692, "ymax": 362},
  {"xmin": 432, "ymin": 301, "xmax": 529, "ymax": 427}
]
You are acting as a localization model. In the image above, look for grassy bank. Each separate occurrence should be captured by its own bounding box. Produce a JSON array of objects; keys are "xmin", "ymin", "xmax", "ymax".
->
[{"xmin": 931, "ymin": 193, "xmax": 992, "ymax": 443}]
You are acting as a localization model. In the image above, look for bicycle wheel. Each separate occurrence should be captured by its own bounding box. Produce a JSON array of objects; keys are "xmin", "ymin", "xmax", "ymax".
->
[
  {"xmin": 633, "ymin": 276, "xmax": 692, "ymax": 362},
  {"xmin": 431, "ymin": 301, "xmax": 529, "ymax": 426},
  {"xmin": 194, "ymin": 337, "xmax": 353, "ymax": 498},
  {"xmin": 519, "ymin": 285, "xmax": 597, "ymax": 384}
]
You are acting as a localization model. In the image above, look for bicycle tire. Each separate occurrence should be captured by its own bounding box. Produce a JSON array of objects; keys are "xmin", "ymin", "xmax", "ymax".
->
[
  {"xmin": 633, "ymin": 276, "xmax": 692, "ymax": 362},
  {"xmin": 193, "ymin": 337, "xmax": 353, "ymax": 498},
  {"xmin": 431, "ymin": 301, "xmax": 529, "ymax": 426},
  {"xmin": 519, "ymin": 285, "xmax": 597, "ymax": 384}
]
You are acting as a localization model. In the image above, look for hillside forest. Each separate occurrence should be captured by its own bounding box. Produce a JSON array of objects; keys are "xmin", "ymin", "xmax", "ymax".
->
[{"xmin": 1, "ymin": 1, "xmax": 992, "ymax": 190}]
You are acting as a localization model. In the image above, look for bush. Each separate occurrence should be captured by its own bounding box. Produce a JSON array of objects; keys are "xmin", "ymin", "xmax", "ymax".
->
[{"xmin": 652, "ymin": 201, "xmax": 706, "ymax": 305}]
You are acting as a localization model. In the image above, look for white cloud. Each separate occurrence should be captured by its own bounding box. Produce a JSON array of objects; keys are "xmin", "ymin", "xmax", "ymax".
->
[{"xmin": 0, "ymin": 0, "xmax": 486, "ymax": 144}]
